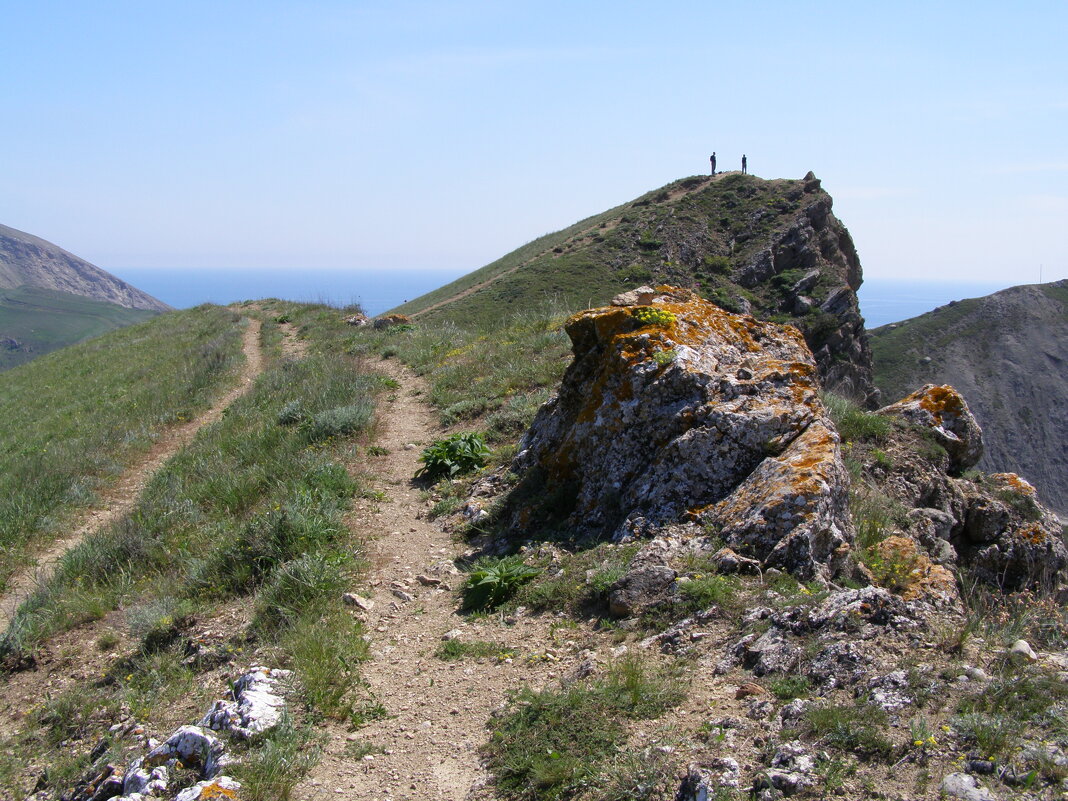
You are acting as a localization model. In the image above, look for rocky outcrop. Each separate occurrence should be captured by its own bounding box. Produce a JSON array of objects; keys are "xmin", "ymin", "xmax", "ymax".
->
[
  {"xmin": 63, "ymin": 666, "xmax": 291, "ymax": 801},
  {"xmin": 878, "ymin": 384, "xmax": 983, "ymax": 471},
  {"xmin": 732, "ymin": 173, "xmax": 875, "ymax": 404},
  {"xmin": 373, "ymin": 313, "xmax": 411, "ymax": 330},
  {"xmin": 851, "ymin": 385, "xmax": 1068, "ymax": 593},
  {"xmin": 871, "ymin": 279, "xmax": 1068, "ymax": 515},
  {"xmin": 511, "ymin": 286, "xmax": 854, "ymax": 580},
  {"xmin": 0, "ymin": 222, "xmax": 170, "ymax": 311}
]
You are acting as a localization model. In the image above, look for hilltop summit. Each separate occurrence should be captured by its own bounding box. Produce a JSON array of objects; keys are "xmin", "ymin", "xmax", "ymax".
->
[
  {"xmin": 0, "ymin": 223, "xmax": 169, "ymax": 312},
  {"xmin": 394, "ymin": 171, "xmax": 876, "ymax": 403}
]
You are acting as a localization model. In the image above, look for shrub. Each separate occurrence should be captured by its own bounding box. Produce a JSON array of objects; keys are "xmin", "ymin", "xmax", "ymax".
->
[
  {"xmin": 804, "ymin": 702, "xmax": 893, "ymax": 757},
  {"xmin": 304, "ymin": 401, "xmax": 374, "ymax": 442},
  {"xmin": 653, "ymin": 348, "xmax": 677, "ymax": 367},
  {"xmin": 231, "ymin": 717, "xmax": 321, "ymax": 801},
  {"xmin": 462, "ymin": 555, "xmax": 541, "ymax": 610},
  {"xmin": 126, "ymin": 596, "xmax": 197, "ymax": 653},
  {"xmin": 415, "ymin": 432, "xmax": 491, "ymax": 481},
  {"xmin": 281, "ymin": 610, "xmax": 369, "ymax": 720},
  {"xmin": 485, "ymin": 655, "xmax": 683, "ymax": 800},
  {"xmin": 768, "ymin": 675, "xmax": 812, "ymax": 700},
  {"xmin": 276, "ymin": 400, "xmax": 306, "ymax": 426}
]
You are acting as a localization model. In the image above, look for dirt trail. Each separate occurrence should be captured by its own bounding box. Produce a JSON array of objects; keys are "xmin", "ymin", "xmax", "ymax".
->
[
  {"xmin": 298, "ymin": 360, "xmax": 563, "ymax": 801},
  {"xmin": 0, "ymin": 318, "xmax": 265, "ymax": 629}
]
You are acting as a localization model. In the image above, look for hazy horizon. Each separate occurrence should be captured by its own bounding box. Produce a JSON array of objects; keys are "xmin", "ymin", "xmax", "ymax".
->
[{"xmin": 112, "ymin": 265, "xmax": 1016, "ymax": 328}]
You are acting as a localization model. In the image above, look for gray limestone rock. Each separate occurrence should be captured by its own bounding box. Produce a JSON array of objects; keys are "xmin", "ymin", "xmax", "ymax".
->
[
  {"xmin": 199, "ymin": 666, "xmax": 291, "ymax": 739},
  {"xmin": 511, "ymin": 287, "xmax": 854, "ymax": 581},
  {"xmin": 941, "ymin": 772, "xmax": 998, "ymax": 801},
  {"xmin": 878, "ymin": 384, "xmax": 983, "ymax": 471}
]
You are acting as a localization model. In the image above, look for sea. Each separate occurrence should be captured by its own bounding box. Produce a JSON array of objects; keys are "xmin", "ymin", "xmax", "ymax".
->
[{"xmin": 116, "ymin": 268, "xmax": 1016, "ymax": 329}]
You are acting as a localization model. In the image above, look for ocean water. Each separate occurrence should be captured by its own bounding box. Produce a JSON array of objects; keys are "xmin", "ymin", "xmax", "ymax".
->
[
  {"xmin": 857, "ymin": 279, "xmax": 1011, "ymax": 328},
  {"xmin": 116, "ymin": 267, "xmax": 1015, "ymax": 328}
]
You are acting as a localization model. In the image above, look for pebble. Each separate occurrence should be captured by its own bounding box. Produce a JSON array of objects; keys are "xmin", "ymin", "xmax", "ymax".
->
[{"xmin": 343, "ymin": 593, "xmax": 374, "ymax": 611}]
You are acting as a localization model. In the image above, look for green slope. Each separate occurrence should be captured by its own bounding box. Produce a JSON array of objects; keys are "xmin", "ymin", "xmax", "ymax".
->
[
  {"xmin": 0, "ymin": 285, "xmax": 159, "ymax": 370},
  {"xmin": 394, "ymin": 173, "xmax": 846, "ymax": 326},
  {"xmin": 392, "ymin": 171, "xmax": 875, "ymax": 400},
  {"xmin": 0, "ymin": 305, "xmax": 245, "ymax": 586}
]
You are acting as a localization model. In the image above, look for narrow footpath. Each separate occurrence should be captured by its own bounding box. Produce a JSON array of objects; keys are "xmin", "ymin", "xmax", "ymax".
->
[
  {"xmin": 0, "ymin": 317, "xmax": 264, "ymax": 629},
  {"xmin": 297, "ymin": 359, "xmax": 562, "ymax": 801}
]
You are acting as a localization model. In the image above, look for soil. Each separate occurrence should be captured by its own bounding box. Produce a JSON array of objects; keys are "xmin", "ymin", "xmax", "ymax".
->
[
  {"xmin": 0, "ymin": 318, "xmax": 264, "ymax": 629},
  {"xmin": 296, "ymin": 358, "xmax": 574, "ymax": 801}
]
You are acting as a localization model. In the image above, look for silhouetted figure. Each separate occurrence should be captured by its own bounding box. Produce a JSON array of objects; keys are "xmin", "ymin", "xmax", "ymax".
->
[
  {"xmin": 710, "ymin": 152, "xmax": 717, "ymax": 175},
  {"xmin": 742, "ymin": 154, "xmax": 747, "ymax": 174}
]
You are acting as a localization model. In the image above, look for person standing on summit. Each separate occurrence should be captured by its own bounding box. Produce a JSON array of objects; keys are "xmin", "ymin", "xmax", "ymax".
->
[
  {"xmin": 710, "ymin": 152, "xmax": 717, "ymax": 175},
  {"xmin": 742, "ymin": 154, "xmax": 748, "ymax": 174}
]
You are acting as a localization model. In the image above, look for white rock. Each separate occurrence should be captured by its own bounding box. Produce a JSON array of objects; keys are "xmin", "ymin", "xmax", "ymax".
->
[
  {"xmin": 145, "ymin": 725, "xmax": 230, "ymax": 777},
  {"xmin": 175, "ymin": 776, "xmax": 243, "ymax": 800},
  {"xmin": 941, "ymin": 772, "xmax": 997, "ymax": 801},
  {"xmin": 1009, "ymin": 639, "xmax": 1038, "ymax": 664},
  {"xmin": 199, "ymin": 667, "xmax": 292, "ymax": 739}
]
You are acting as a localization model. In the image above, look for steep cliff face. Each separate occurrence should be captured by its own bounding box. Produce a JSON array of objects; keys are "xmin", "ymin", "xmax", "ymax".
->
[
  {"xmin": 0, "ymin": 223, "xmax": 170, "ymax": 312},
  {"xmin": 871, "ymin": 280, "xmax": 1068, "ymax": 515},
  {"xmin": 394, "ymin": 172, "xmax": 876, "ymax": 402}
]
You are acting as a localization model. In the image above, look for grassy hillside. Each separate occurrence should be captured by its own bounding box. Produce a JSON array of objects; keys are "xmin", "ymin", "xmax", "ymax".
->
[
  {"xmin": 391, "ymin": 172, "xmax": 876, "ymax": 401},
  {"xmin": 0, "ymin": 299, "xmax": 1065, "ymax": 800},
  {"xmin": 394, "ymin": 173, "xmax": 846, "ymax": 330},
  {"xmin": 0, "ymin": 285, "xmax": 159, "ymax": 370},
  {"xmin": 0, "ymin": 306, "xmax": 245, "ymax": 587},
  {"xmin": 0, "ymin": 304, "xmax": 387, "ymax": 798}
]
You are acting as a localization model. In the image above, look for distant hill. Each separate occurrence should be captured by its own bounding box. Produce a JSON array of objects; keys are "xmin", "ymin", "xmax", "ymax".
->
[
  {"xmin": 0, "ymin": 286, "xmax": 159, "ymax": 370},
  {"xmin": 870, "ymin": 279, "xmax": 1068, "ymax": 515},
  {"xmin": 0, "ymin": 223, "xmax": 169, "ymax": 369},
  {"xmin": 0, "ymin": 223, "xmax": 169, "ymax": 312},
  {"xmin": 392, "ymin": 172, "xmax": 876, "ymax": 402}
]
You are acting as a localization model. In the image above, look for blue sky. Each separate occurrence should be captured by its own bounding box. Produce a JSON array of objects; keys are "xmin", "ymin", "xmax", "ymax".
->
[{"xmin": 2, "ymin": 1, "xmax": 1066, "ymax": 286}]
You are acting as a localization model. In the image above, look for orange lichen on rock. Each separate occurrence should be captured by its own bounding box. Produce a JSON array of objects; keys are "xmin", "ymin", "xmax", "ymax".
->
[
  {"xmin": 878, "ymin": 383, "xmax": 983, "ymax": 470},
  {"xmin": 991, "ymin": 472, "xmax": 1038, "ymax": 497},
  {"xmin": 372, "ymin": 313, "xmax": 412, "ymax": 330},
  {"xmin": 873, "ymin": 535, "xmax": 958, "ymax": 604},
  {"xmin": 510, "ymin": 286, "xmax": 853, "ymax": 579},
  {"xmin": 1016, "ymin": 523, "xmax": 1049, "ymax": 545}
]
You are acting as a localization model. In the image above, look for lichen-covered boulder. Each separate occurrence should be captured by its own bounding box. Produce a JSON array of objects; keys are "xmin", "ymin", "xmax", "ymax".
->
[
  {"xmin": 878, "ymin": 384, "xmax": 983, "ymax": 471},
  {"xmin": 511, "ymin": 286, "xmax": 854, "ymax": 580},
  {"xmin": 174, "ymin": 776, "xmax": 242, "ymax": 800},
  {"xmin": 959, "ymin": 473, "xmax": 1067, "ymax": 591},
  {"xmin": 372, "ymin": 313, "xmax": 411, "ymax": 330}
]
